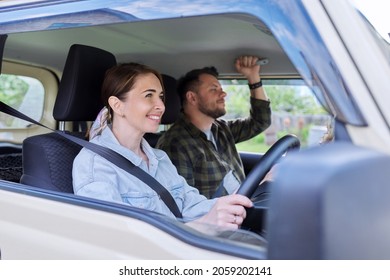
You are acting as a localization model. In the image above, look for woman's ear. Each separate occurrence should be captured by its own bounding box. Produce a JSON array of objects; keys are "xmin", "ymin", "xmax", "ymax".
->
[{"xmin": 108, "ymin": 96, "xmax": 122, "ymax": 116}]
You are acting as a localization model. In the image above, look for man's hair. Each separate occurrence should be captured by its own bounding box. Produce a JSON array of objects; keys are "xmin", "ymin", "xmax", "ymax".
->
[{"xmin": 177, "ymin": 66, "xmax": 219, "ymax": 107}]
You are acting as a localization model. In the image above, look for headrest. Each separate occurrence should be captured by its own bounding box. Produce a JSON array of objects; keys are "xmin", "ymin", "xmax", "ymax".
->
[
  {"xmin": 0, "ymin": 35, "xmax": 8, "ymax": 74},
  {"xmin": 161, "ymin": 74, "xmax": 180, "ymax": 124},
  {"xmin": 53, "ymin": 44, "xmax": 117, "ymax": 121}
]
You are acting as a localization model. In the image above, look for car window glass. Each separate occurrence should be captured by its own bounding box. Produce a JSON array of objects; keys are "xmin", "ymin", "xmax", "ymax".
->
[
  {"xmin": 220, "ymin": 78, "xmax": 333, "ymax": 153},
  {"xmin": 0, "ymin": 74, "xmax": 44, "ymax": 129}
]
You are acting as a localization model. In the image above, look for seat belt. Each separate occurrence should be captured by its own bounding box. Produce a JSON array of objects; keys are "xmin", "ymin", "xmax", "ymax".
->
[
  {"xmin": 0, "ymin": 101, "xmax": 183, "ymax": 219},
  {"xmin": 211, "ymin": 181, "xmax": 227, "ymax": 199}
]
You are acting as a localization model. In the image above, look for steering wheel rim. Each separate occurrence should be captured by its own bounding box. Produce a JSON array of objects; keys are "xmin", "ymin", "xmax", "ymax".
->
[{"xmin": 236, "ymin": 134, "xmax": 300, "ymax": 198}]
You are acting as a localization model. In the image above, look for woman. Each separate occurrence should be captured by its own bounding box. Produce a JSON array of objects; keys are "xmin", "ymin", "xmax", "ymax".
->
[{"xmin": 72, "ymin": 62, "xmax": 252, "ymax": 229}]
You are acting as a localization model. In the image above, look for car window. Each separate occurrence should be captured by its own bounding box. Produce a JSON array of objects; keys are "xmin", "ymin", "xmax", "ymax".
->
[
  {"xmin": 0, "ymin": 61, "xmax": 58, "ymax": 144},
  {"xmin": 0, "ymin": 74, "xmax": 44, "ymax": 129},
  {"xmin": 221, "ymin": 78, "xmax": 333, "ymax": 153}
]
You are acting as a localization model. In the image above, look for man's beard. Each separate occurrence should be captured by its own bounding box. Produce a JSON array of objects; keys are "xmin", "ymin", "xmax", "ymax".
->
[{"xmin": 198, "ymin": 101, "xmax": 226, "ymax": 119}]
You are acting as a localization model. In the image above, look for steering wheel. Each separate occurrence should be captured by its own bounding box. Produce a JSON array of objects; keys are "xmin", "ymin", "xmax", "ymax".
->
[
  {"xmin": 238, "ymin": 134, "xmax": 300, "ymax": 234},
  {"xmin": 236, "ymin": 134, "xmax": 301, "ymax": 198}
]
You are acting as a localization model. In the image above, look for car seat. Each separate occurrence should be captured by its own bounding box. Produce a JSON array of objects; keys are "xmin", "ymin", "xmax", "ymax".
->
[{"xmin": 20, "ymin": 44, "xmax": 117, "ymax": 192}]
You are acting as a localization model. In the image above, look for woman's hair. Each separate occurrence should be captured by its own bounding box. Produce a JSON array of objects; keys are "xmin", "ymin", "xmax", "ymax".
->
[
  {"xmin": 89, "ymin": 62, "xmax": 163, "ymax": 139},
  {"xmin": 320, "ymin": 122, "xmax": 334, "ymax": 144}
]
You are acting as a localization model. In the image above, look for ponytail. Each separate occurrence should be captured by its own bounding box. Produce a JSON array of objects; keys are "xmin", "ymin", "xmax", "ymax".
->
[{"xmin": 89, "ymin": 106, "xmax": 111, "ymax": 139}]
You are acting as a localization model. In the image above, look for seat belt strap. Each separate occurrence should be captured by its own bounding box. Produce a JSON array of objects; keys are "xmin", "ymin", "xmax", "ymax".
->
[{"xmin": 0, "ymin": 101, "xmax": 183, "ymax": 219}]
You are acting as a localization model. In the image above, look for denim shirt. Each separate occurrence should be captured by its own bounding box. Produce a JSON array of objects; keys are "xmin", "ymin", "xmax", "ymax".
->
[{"xmin": 72, "ymin": 126, "xmax": 216, "ymax": 222}]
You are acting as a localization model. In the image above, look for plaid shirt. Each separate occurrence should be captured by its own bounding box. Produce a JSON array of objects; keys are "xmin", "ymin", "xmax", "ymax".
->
[{"xmin": 157, "ymin": 98, "xmax": 271, "ymax": 198}]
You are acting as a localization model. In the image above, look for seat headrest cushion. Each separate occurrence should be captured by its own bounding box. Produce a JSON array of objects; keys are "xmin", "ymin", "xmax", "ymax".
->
[
  {"xmin": 161, "ymin": 74, "xmax": 180, "ymax": 124},
  {"xmin": 53, "ymin": 44, "xmax": 117, "ymax": 121}
]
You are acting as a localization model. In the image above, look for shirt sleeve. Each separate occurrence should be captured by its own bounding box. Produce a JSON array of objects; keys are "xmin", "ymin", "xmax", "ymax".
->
[
  {"xmin": 157, "ymin": 151, "xmax": 216, "ymax": 222},
  {"xmin": 227, "ymin": 97, "xmax": 271, "ymax": 143},
  {"xmin": 177, "ymin": 172, "xmax": 216, "ymax": 222},
  {"xmin": 73, "ymin": 149, "xmax": 125, "ymax": 204}
]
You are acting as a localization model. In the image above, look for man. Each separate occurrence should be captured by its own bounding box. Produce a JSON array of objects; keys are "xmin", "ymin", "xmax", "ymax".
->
[{"xmin": 156, "ymin": 55, "xmax": 271, "ymax": 198}]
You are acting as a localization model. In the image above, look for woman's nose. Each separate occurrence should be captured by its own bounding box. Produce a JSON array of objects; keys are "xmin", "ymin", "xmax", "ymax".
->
[{"xmin": 155, "ymin": 97, "xmax": 165, "ymax": 111}]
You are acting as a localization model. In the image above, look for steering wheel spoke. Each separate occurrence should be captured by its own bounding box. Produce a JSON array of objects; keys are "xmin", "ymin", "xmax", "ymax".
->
[{"xmin": 237, "ymin": 134, "xmax": 300, "ymax": 198}]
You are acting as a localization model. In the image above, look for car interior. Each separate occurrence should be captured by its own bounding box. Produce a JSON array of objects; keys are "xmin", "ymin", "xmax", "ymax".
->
[
  {"xmin": 20, "ymin": 43, "xmax": 181, "ymax": 193},
  {"xmin": 2, "ymin": 8, "xmax": 390, "ymax": 259},
  {"xmin": 0, "ymin": 34, "xmax": 24, "ymax": 183},
  {"xmin": 267, "ymin": 142, "xmax": 390, "ymax": 259},
  {"xmin": 20, "ymin": 44, "xmax": 116, "ymax": 192},
  {"xmin": 0, "ymin": 12, "xmax": 303, "ymax": 253},
  {"xmin": 2, "ymin": 13, "xmax": 292, "ymax": 185}
]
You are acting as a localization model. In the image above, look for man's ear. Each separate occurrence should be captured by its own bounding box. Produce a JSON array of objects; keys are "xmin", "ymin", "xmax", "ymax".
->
[
  {"xmin": 186, "ymin": 91, "xmax": 197, "ymax": 105},
  {"xmin": 108, "ymin": 96, "xmax": 122, "ymax": 115}
]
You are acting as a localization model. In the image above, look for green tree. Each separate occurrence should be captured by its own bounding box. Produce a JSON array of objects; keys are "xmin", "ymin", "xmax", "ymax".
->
[
  {"xmin": 224, "ymin": 85, "xmax": 250, "ymax": 118},
  {"xmin": 266, "ymin": 85, "xmax": 326, "ymax": 114},
  {"xmin": 222, "ymin": 80, "xmax": 330, "ymax": 152},
  {"xmin": 0, "ymin": 74, "xmax": 29, "ymax": 108},
  {"xmin": 0, "ymin": 74, "xmax": 29, "ymax": 126},
  {"xmin": 224, "ymin": 83, "xmax": 326, "ymax": 118}
]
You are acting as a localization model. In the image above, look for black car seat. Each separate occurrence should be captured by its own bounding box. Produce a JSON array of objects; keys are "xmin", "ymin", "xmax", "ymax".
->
[{"xmin": 20, "ymin": 44, "xmax": 117, "ymax": 192}]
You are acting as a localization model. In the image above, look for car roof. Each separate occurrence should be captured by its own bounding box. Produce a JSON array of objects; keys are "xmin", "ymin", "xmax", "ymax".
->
[{"xmin": 3, "ymin": 12, "xmax": 298, "ymax": 79}]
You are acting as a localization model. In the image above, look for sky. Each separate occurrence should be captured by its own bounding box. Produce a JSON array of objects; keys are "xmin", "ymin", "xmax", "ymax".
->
[{"xmin": 351, "ymin": 0, "xmax": 390, "ymax": 42}]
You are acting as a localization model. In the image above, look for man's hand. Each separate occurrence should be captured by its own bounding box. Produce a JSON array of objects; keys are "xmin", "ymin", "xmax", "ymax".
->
[
  {"xmin": 235, "ymin": 55, "xmax": 261, "ymax": 84},
  {"xmin": 235, "ymin": 55, "xmax": 268, "ymax": 100}
]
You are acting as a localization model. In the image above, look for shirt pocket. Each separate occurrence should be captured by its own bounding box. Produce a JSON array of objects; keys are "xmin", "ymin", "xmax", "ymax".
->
[{"xmin": 121, "ymin": 191, "xmax": 157, "ymax": 211}]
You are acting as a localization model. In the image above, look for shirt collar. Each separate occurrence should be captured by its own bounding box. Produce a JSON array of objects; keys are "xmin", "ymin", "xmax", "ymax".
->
[
  {"xmin": 97, "ymin": 126, "xmax": 160, "ymax": 166},
  {"xmin": 179, "ymin": 112, "xmax": 219, "ymax": 140}
]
